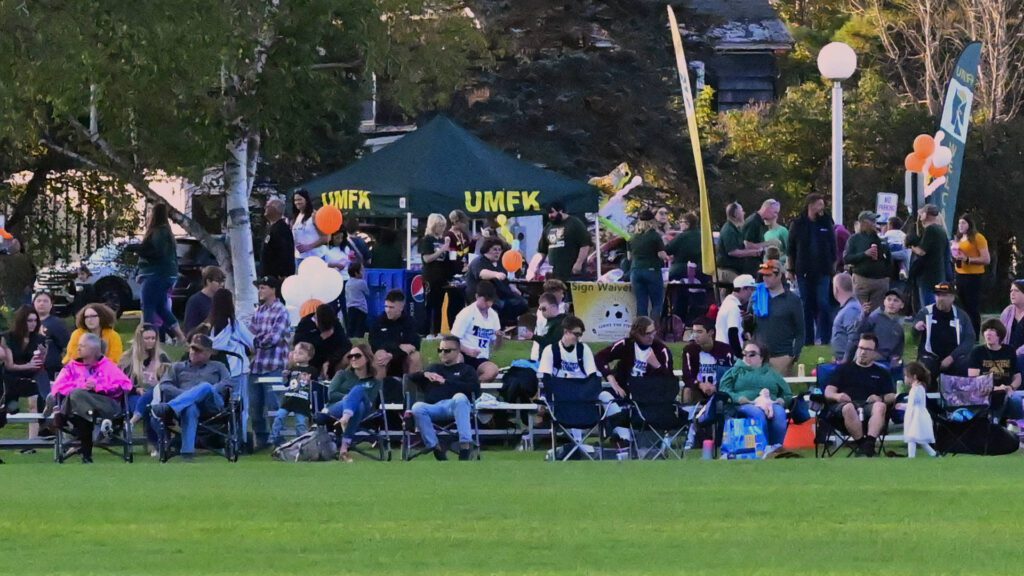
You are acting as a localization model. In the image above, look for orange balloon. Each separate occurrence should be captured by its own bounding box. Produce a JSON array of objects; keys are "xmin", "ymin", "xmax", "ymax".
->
[
  {"xmin": 905, "ymin": 152, "xmax": 926, "ymax": 172},
  {"xmin": 501, "ymin": 250, "xmax": 524, "ymax": 273},
  {"xmin": 0, "ymin": 228, "xmax": 11, "ymax": 240},
  {"xmin": 929, "ymin": 164, "xmax": 949, "ymax": 178},
  {"xmin": 913, "ymin": 134, "xmax": 935, "ymax": 158},
  {"xmin": 299, "ymin": 298, "xmax": 323, "ymax": 318},
  {"xmin": 314, "ymin": 205, "xmax": 343, "ymax": 235}
]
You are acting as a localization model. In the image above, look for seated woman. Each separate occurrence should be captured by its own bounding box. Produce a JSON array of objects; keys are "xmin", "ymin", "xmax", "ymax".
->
[
  {"xmin": 51, "ymin": 333, "xmax": 133, "ymax": 463},
  {"xmin": 315, "ymin": 343, "xmax": 381, "ymax": 462},
  {"xmin": 718, "ymin": 341, "xmax": 793, "ymax": 453},
  {"xmin": 2, "ymin": 306, "xmax": 51, "ymax": 437},
  {"xmin": 120, "ymin": 323, "xmax": 171, "ymax": 456},
  {"xmin": 63, "ymin": 303, "xmax": 123, "ymax": 365}
]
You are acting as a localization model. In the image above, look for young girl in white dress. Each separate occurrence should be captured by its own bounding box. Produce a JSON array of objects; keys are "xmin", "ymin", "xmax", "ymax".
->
[{"xmin": 903, "ymin": 361, "xmax": 937, "ymax": 458}]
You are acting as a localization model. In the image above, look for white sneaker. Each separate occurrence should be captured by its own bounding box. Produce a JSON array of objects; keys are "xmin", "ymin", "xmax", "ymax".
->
[
  {"xmin": 762, "ymin": 444, "xmax": 781, "ymax": 459},
  {"xmin": 99, "ymin": 419, "xmax": 114, "ymax": 440}
]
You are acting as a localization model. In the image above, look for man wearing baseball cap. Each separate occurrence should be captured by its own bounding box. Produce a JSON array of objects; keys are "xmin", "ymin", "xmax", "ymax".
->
[
  {"xmin": 912, "ymin": 282, "xmax": 975, "ymax": 378},
  {"xmin": 843, "ymin": 210, "xmax": 892, "ymax": 314},
  {"xmin": 247, "ymin": 276, "xmax": 290, "ymax": 451},
  {"xmin": 907, "ymin": 204, "xmax": 949, "ymax": 307},
  {"xmin": 716, "ymin": 274, "xmax": 756, "ymax": 356},
  {"xmin": 751, "ymin": 259, "xmax": 805, "ymax": 375}
]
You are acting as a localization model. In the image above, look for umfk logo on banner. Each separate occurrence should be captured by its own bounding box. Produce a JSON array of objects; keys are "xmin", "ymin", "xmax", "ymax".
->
[{"xmin": 940, "ymin": 80, "xmax": 973, "ymax": 144}]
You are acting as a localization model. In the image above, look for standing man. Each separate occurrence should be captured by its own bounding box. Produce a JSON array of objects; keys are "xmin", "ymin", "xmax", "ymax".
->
[
  {"xmin": 247, "ymin": 276, "xmax": 291, "ymax": 451},
  {"xmin": 752, "ymin": 259, "xmax": 805, "ymax": 376},
  {"xmin": 830, "ymin": 272, "xmax": 862, "ymax": 363},
  {"xmin": 913, "ymin": 282, "xmax": 975, "ymax": 379},
  {"xmin": 526, "ymin": 201, "xmax": 594, "ymax": 282},
  {"xmin": 844, "ymin": 211, "xmax": 892, "ymax": 314},
  {"xmin": 906, "ymin": 204, "xmax": 949, "ymax": 308},
  {"xmin": 788, "ymin": 193, "xmax": 836, "ymax": 346},
  {"xmin": 716, "ymin": 274, "xmax": 756, "ymax": 356},
  {"xmin": 183, "ymin": 266, "xmax": 226, "ymax": 335},
  {"xmin": 717, "ymin": 203, "xmax": 763, "ymax": 301},
  {"xmin": 742, "ymin": 199, "xmax": 780, "ymax": 259},
  {"xmin": 260, "ymin": 197, "xmax": 296, "ymax": 280}
]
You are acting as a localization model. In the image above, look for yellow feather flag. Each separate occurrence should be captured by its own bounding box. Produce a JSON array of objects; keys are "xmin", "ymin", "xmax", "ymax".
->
[{"xmin": 667, "ymin": 6, "xmax": 716, "ymax": 280}]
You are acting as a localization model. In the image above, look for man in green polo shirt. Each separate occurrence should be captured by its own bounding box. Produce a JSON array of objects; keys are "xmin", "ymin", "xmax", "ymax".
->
[{"xmin": 717, "ymin": 202, "xmax": 764, "ymax": 301}]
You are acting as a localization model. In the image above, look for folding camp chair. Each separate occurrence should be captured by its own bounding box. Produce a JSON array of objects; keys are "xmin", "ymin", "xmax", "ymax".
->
[
  {"xmin": 935, "ymin": 373, "xmax": 994, "ymax": 456},
  {"xmin": 317, "ymin": 388, "xmax": 392, "ymax": 461},
  {"xmin": 540, "ymin": 375, "xmax": 606, "ymax": 461},
  {"xmin": 155, "ymin": 384, "xmax": 242, "ymax": 463},
  {"xmin": 53, "ymin": 393, "xmax": 134, "ymax": 463},
  {"xmin": 627, "ymin": 375, "xmax": 689, "ymax": 459},
  {"xmin": 686, "ymin": 364, "xmax": 732, "ymax": 457},
  {"xmin": 401, "ymin": 383, "xmax": 482, "ymax": 461},
  {"xmin": 812, "ymin": 363, "xmax": 892, "ymax": 458}
]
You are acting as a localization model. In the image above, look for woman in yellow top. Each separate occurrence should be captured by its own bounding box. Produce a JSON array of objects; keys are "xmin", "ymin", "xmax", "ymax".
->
[
  {"xmin": 63, "ymin": 303, "xmax": 123, "ymax": 364},
  {"xmin": 952, "ymin": 214, "xmax": 989, "ymax": 336}
]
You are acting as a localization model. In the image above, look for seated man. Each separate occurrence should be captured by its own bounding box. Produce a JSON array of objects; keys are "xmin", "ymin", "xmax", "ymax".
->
[
  {"xmin": 450, "ymin": 280, "xmax": 502, "ymax": 383},
  {"xmin": 824, "ymin": 333, "xmax": 896, "ymax": 457},
  {"xmin": 465, "ymin": 238, "xmax": 529, "ymax": 327},
  {"xmin": 538, "ymin": 315, "xmax": 597, "ymax": 379},
  {"xmin": 408, "ymin": 336, "xmax": 481, "ymax": 461},
  {"xmin": 681, "ymin": 316, "xmax": 735, "ymax": 404},
  {"xmin": 369, "ymin": 289, "xmax": 423, "ymax": 377},
  {"xmin": 150, "ymin": 334, "xmax": 232, "ymax": 461},
  {"xmin": 913, "ymin": 282, "xmax": 975, "ymax": 381},
  {"xmin": 530, "ymin": 292, "xmax": 566, "ymax": 361}
]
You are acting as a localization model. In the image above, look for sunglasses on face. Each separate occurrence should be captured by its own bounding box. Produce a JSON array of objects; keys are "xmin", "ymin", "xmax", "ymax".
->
[
  {"xmin": 438, "ymin": 348, "xmax": 457, "ymax": 354},
  {"xmin": 347, "ymin": 353, "xmax": 364, "ymax": 360}
]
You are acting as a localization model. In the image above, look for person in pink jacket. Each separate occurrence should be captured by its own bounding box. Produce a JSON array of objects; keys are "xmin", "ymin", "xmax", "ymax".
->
[{"xmin": 52, "ymin": 333, "xmax": 133, "ymax": 463}]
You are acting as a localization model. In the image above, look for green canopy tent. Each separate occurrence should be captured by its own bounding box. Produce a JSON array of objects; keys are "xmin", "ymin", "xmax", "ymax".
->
[
  {"xmin": 296, "ymin": 115, "xmax": 601, "ymax": 271},
  {"xmin": 298, "ymin": 115, "xmax": 598, "ymax": 217}
]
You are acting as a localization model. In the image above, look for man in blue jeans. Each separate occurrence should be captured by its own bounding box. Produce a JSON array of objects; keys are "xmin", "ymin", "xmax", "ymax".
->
[
  {"xmin": 787, "ymin": 193, "xmax": 836, "ymax": 345},
  {"xmin": 150, "ymin": 334, "xmax": 231, "ymax": 461},
  {"xmin": 407, "ymin": 335, "xmax": 480, "ymax": 461},
  {"xmin": 247, "ymin": 276, "xmax": 290, "ymax": 451}
]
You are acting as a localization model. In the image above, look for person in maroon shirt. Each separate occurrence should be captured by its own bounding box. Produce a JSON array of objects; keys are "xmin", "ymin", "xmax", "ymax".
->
[
  {"xmin": 594, "ymin": 316, "xmax": 674, "ymax": 398},
  {"xmin": 681, "ymin": 317, "xmax": 735, "ymax": 403}
]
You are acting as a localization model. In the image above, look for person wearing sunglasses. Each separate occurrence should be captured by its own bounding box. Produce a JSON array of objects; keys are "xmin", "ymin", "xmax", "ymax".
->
[
  {"xmin": 450, "ymin": 280, "xmax": 502, "ymax": 383},
  {"xmin": 318, "ymin": 343, "xmax": 381, "ymax": 462},
  {"xmin": 407, "ymin": 335, "xmax": 481, "ymax": 460},
  {"xmin": 718, "ymin": 341, "xmax": 792, "ymax": 456},
  {"xmin": 750, "ymin": 259, "xmax": 804, "ymax": 376}
]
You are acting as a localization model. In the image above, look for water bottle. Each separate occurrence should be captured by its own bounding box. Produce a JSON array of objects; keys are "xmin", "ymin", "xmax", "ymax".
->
[{"xmin": 702, "ymin": 439, "xmax": 714, "ymax": 460}]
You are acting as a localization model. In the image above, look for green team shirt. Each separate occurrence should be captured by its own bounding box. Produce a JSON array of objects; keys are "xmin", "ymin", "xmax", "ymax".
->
[
  {"xmin": 717, "ymin": 221, "xmax": 749, "ymax": 273},
  {"xmin": 538, "ymin": 215, "xmax": 593, "ymax": 280},
  {"xmin": 742, "ymin": 213, "xmax": 769, "ymax": 245},
  {"xmin": 629, "ymin": 229, "xmax": 665, "ymax": 270}
]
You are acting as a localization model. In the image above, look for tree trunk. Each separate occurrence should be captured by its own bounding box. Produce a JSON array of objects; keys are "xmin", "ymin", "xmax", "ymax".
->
[{"xmin": 224, "ymin": 134, "xmax": 259, "ymax": 323}]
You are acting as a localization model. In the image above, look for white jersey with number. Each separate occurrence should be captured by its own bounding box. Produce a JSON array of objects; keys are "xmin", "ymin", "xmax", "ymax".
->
[
  {"xmin": 451, "ymin": 304, "xmax": 501, "ymax": 360},
  {"xmin": 539, "ymin": 342, "xmax": 597, "ymax": 379}
]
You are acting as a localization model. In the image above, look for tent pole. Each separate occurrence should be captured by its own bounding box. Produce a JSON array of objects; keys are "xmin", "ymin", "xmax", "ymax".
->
[
  {"xmin": 406, "ymin": 212, "xmax": 412, "ymax": 271},
  {"xmin": 594, "ymin": 216, "xmax": 602, "ymax": 278}
]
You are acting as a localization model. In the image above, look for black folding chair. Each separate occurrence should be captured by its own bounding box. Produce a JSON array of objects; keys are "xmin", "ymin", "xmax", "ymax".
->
[
  {"xmin": 935, "ymin": 373, "xmax": 994, "ymax": 456},
  {"xmin": 317, "ymin": 388, "xmax": 392, "ymax": 461},
  {"xmin": 53, "ymin": 393, "xmax": 134, "ymax": 463},
  {"xmin": 401, "ymin": 380, "xmax": 481, "ymax": 461},
  {"xmin": 628, "ymin": 375, "xmax": 689, "ymax": 460},
  {"xmin": 155, "ymin": 384, "xmax": 242, "ymax": 463},
  {"xmin": 540, "ymin": 375, "xmax": 606, "ymax": 461}
]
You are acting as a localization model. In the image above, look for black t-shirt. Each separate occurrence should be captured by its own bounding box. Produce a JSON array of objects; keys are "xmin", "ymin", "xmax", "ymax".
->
[
  {"xmin": 926, "ymin": 307, "xmax": 960, "ymax": 360},
  {"xmin": 3, "ymin": 331, "xmax": 45, "ymax": 382},
  {"xmin": 968, "ymin": 345, "xmax": 1019, "ymax": 387},
  {"xmin": 830, "ymin": 362, "xmax": 894, "ymax": 403},
  {"xmin": 418, "ymin": 235, "xmax": 450, "ymax": 284},
  {"xmin": 466, "ymin": 256, "xmax": 507, "ymax": 301}
]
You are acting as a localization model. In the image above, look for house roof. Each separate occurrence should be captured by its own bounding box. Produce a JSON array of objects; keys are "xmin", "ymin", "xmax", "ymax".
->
[{"xmin": 682, "ymin": 0, "xmax": 794, "ymax": 52}]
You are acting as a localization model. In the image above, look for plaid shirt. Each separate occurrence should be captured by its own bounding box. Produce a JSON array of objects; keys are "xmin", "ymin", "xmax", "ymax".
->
[{"xmin": 248, "ymin": 299, "xmax": 290, "ymax": 374}]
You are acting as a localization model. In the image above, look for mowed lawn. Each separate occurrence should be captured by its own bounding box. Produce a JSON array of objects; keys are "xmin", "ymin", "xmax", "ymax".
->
[{"xmin": 2, "ymin": 453, "xmax": 1022, "ymax": 575}]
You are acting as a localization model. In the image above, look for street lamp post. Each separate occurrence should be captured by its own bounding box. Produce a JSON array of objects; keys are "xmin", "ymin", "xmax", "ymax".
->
[{"xmin": 817, "ymin": 42, "xmax": 857, "ymax": 227}]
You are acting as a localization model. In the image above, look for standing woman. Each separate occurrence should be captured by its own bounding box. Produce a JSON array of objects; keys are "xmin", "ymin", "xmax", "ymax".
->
[
  {"xmin": 446, "ymin": 209, "xmax": 472, "ymax": 325},
  {"xmin": 628, "ymin": 210, "xmax": 669, "ymax": 320},
  {"xmin": 665, "ymin": 212, "xmax": 704, "ymax": 322},
  {"xmin": 952, "ymin": 214, "xmax": 989, "ymax": 335},
  {"xmin": 127, "ymin": 203, "xmax": 187, "ymax": 344},
  {"xmin": 291, "ymin": 189, "xmax": 328, "ymax": 266},
  {"xmin": 121, "ymin": 323, "xmax": 170, "ymax": 455},
  {"xmin": 63, "ymin": 303, "xmax": 123, "ymax": 364},
  {"xmin": 419, "ymin": 213, "xmax": 451, "ymax": 338}
]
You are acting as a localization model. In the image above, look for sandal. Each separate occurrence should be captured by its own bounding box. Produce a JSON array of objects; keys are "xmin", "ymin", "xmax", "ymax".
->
[{"xmin": 339, "ymin": 451, "xmax": 353, "ymax": 463}]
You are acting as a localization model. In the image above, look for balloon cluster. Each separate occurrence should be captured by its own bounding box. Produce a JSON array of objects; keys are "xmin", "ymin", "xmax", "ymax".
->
[
  {"xmin": 904, "ymin": 133, "xmax": 953, "ymax": 196},
  {"xmin": 280, "ymin": 258, "xmax": 345, "ymax": 325}
]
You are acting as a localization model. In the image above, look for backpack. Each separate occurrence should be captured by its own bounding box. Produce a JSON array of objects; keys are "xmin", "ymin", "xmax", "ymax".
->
[
  {"xmin": 500, "ymin": 365, "xmax": 538, "ymax": 404},
  {"xmin": 271, "ymin": 428, "xmax": 337, "ymax": 462},
  {"xmin": 658, "ymin": 314, "xmax": 685, "ymax": 343}
]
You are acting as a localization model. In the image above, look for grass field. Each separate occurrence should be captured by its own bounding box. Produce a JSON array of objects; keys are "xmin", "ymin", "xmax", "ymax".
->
[{"xmin": 3, "ymin": 452, "xmax": 1022, "ymax": 575}]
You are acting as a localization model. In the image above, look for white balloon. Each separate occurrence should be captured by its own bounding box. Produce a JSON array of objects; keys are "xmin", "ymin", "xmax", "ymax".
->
[
  {"xmin": 298, "ymin": 256, "xmax": 328, "ymax": 277},
  {"xmin": 311, "ymin": 267, "xmax": 345, "ymax": 303},
  {"xmin": 932, "ymin": 146, "xmax": 953, "ymax": 168},
  {"xmin": 285, "ymin": 305, "xmax": 301, "ymax": 327},
  {"xmin": 280, "ymin": 275, "xmax": 304, "ymax": 305}
]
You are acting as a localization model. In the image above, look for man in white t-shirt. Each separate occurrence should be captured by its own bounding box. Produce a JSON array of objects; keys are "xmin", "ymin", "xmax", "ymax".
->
[
  {"xmin": 450, "ymin": 280, "xmax": 503, "ymax": 382},
  {"xmin": 716, "ymin": 274, "xmax": 756, "ymax": 356},
  {"xmin": 538, "ymin": 316, "xmax": 598, "ymax": 378}
]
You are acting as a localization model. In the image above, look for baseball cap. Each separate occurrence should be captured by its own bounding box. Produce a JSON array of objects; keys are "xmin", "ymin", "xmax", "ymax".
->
[
  {"xmin": 254, "ymin": 275, "xmax": 281, "ymax": 289},
  {"xmin": 189, "ymin": 334, "xmax": 214, "ymax": 352},
  {"xmin": 758, "ymin": 259, "xmax": 781, "ymax": 275},
  {"xmin": 857, "ymin": 210, "xmax": 880, "ymax": 222},
  {"xmin": 733, "ymin": 274, "xmax": 756, "ymax": 289},
  {"xmin": 883, "ymin": 289, "xmax": 904, "ymax": 301},
  {"xmin": 934, "ymin": 282, "xmax": 955, "ymax": 294}
]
